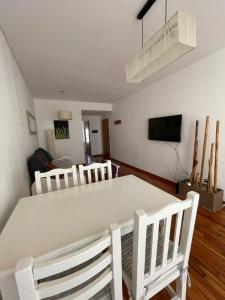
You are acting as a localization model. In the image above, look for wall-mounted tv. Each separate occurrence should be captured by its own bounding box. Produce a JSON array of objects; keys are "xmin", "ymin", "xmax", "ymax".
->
[{"xmin": 148, "ymin": 114, "xmax": 182, "ymax": 142}]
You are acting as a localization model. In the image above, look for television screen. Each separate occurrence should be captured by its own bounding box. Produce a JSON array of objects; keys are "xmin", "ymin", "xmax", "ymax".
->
[{"xmin": 148, "ymin": 115, "xmax": 182, "ymax": 142}]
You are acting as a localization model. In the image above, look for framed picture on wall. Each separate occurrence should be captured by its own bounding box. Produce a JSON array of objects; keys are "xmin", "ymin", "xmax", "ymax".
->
[
  {"xmin": 26, "ymin": 111, "xmax": 37, "ymax": 135},
  {"xmin": 54, "ymin": 120, "xmax": 70, "ymax": 139}
]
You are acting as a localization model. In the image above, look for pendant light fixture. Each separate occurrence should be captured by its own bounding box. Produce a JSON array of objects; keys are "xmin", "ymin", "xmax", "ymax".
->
[
  {"xmin": 58, "ymin": 110, "xmax": 72, "ymax": 120},
  {"xmin": 126, "ymin": 0, "xmax": 196, "ymax": 83},
  {"xmin": 57, "ymin": 90, "xmax": 73, "ymax": 120}
]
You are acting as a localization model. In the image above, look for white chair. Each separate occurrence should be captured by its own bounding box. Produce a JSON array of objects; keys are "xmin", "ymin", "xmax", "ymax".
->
[
  {"xmin": 15, "ymin": 224, "xmax": 123, "ymax": 300},
  {"xmin": 79, "ymin": 160, "xmax": 112, "ymax": 185},
  {"xmin": 111, "ymin": 162, "xmax": 120, "ymax": 178},
  {"xmin": 122, "ymin": 191, "xmax": 199, "ymax": 300},
  {"xmin": 35, "ymin": 166, "xmax": 78, "ymax": 195}
]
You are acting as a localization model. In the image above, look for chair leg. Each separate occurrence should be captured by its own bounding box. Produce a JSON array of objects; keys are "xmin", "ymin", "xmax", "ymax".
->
[
  {"xmin": 176, "ymin": 269, "xmax": 188, "ymax": 300},
  {"xmin": 166, "ymin": 285, "xmax": 176, "ymax": 298}
]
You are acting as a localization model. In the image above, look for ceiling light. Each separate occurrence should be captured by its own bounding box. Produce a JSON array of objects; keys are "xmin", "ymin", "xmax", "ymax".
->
[
  {"xmin": 58, "ymin": 110, "xmax": 72, "ymax": 120},
  {"xmin": 126, "ymin": 10, "xmax": 196, "ymax": 83}
]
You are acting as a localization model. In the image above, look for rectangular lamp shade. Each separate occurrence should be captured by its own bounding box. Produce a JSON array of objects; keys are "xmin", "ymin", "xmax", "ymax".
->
[
  {"xmin": 126, "ymin": 11, "xmax": 196, "ymax": 83},
  {"xmin": 58, "ymin": 110, "xmax": 72, "ymax": 120}
]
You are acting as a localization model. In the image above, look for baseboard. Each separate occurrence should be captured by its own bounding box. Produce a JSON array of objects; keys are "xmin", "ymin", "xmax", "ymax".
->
[{"xmin": 111, "ymin": 158, "xmax": 176, "ymax": 188}]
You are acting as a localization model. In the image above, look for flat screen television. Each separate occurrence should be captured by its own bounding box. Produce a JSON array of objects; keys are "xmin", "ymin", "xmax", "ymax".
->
[{"xmin": 148, "ymin": 114, "xmax": 182, "ymax": 142}]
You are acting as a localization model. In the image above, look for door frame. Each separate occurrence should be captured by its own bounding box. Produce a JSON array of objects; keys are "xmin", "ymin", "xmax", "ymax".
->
[
  {"xmin": 83, "ymin": 120, "xmax": 91, "ymax": 156},
  {"xmin": 102, "ymin": 118, "xmax": 110, "ymax": 159}
]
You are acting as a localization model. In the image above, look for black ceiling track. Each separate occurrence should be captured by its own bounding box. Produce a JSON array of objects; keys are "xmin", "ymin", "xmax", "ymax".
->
[{"xmin": 137, "ymin": 0, "xmax": 157, "ymax": 20}]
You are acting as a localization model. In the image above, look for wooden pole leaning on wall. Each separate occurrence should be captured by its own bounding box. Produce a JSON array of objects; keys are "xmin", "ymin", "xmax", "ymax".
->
[
  {"xmin": 214, "ymin": 121, "xmax": 220, "ymax": 193},
  {"xmin": 192, "ymin": 121, "xmax": 199, "ymax": 169},
  {"xmin": 195, "ymin": 172, "xmax": 200, "ymax": 185},
  {"xmin": 199, "ymin": 116, "xmax": 210, "ymax": 187},
  {"xmin": 190, "ymin": 120, "xmax": 199, "ymax": 184},
  {"xmin": 207, "ymin": 143, "xmax": 214, "ymax": 193},
  {"xmin": 190, "ymin": 140, "xmax": 198, "ymax": 184}
]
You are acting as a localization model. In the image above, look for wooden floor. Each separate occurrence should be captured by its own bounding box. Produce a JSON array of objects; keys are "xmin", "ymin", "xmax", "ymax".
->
[{"xmin": 113, "ymin": 160, "xmax": 225, "ymax": 300}]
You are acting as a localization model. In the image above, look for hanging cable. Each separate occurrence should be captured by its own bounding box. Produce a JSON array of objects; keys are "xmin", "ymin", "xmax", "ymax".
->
[
  {"xmin": 165, "ymin": 0, "xmax": 168, "ymax": 24},
  {"xmin": 166, "ymin": 142, "xmax": 189, "ymax": 181}
]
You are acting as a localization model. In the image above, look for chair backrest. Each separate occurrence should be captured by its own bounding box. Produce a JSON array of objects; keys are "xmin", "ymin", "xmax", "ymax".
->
[
  {"xmin": 131, "ymin": 191, "xmax": 199, "ymax": 300},
  {"xmin": 15, "ymin": 224, "xmax": 123, "ymax": 300},
  {"xmin": 35, "ymin": 166, "xmax": 78, "ymax": 194},
  {"xmin": 79, "ymin": 160, "xmax": 112, "ymax": 185}
]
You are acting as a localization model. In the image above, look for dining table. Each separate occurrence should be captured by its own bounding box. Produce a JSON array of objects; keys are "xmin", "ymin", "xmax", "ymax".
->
[{"xmin": 0, "ymin": 175, "xmax": 180, "ymax": 300}]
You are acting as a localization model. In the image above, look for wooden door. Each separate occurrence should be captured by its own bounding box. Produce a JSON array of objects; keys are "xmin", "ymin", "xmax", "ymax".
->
[
  {"xmin": 84, "ymin": 121, "xmax": 91, "ymax": 156},
  {"xmin": 102, "ymin": 119, "xmax": 110, "ymax": 158}
]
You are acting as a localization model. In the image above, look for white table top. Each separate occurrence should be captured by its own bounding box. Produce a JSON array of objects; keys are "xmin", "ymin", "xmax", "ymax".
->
[{"xmin": 0, "ymin": 175, "xmax": 180, "ymax": 271}]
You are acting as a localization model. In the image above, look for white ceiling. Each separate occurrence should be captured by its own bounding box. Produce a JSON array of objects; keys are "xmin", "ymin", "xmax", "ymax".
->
[{"xmin": 0, "ymin": 0, "xmax": 225, "ymax": 103}]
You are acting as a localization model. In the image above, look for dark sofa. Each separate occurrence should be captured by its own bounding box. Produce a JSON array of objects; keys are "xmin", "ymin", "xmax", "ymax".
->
[{"xmin": 27, "ymin": 148, "xmax": 54, "ymax": 183}]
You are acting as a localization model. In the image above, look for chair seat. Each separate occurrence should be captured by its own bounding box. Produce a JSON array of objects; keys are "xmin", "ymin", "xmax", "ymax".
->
[{"xmin": 122, "ymin": 225, "xmax": 174, "ymax": 280}]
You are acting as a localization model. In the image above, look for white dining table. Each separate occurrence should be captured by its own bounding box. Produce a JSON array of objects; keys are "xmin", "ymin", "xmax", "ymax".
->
[{"xmin": 0, "ymin": 175, "xmax": 180, "ymax": 300}]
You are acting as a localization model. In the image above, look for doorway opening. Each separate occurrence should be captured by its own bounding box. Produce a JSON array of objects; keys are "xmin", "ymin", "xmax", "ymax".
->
[
  {"xmin": 82, "ymin": 111, "xmax": 111, "ymax": 163},
  {"xmin": 83, "ymin": 120, "xmax": 91, "ymax": 163},
  {"xmin": 102, "ymin": 118, "xmax": 110, "ymax": 159}
]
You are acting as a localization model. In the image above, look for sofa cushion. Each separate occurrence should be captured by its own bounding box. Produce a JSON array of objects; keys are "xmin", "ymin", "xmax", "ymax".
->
[
  {"xmin": 35, "ymin": 148, "xmax": 53, "ymax": 163},
  {"xmin": 47, "ymin": 162, "xmax": 57, "ymax": 170}
]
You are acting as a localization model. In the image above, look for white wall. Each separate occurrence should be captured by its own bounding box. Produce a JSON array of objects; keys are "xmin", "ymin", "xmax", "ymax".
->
[
  {"xmin": 82, "ymin": 115, "xmax": 103, "ymax": 155},
  {"xmin": 34, "ymin": 99, "xmax": 112, "ymax": 163},
  {"xmin": 0, "ymin": 29, "xmax": 37, "ymax": 231},
  {"xmin": 110, "ymin": 47, "xmax": 225, "ymax": 192}
]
